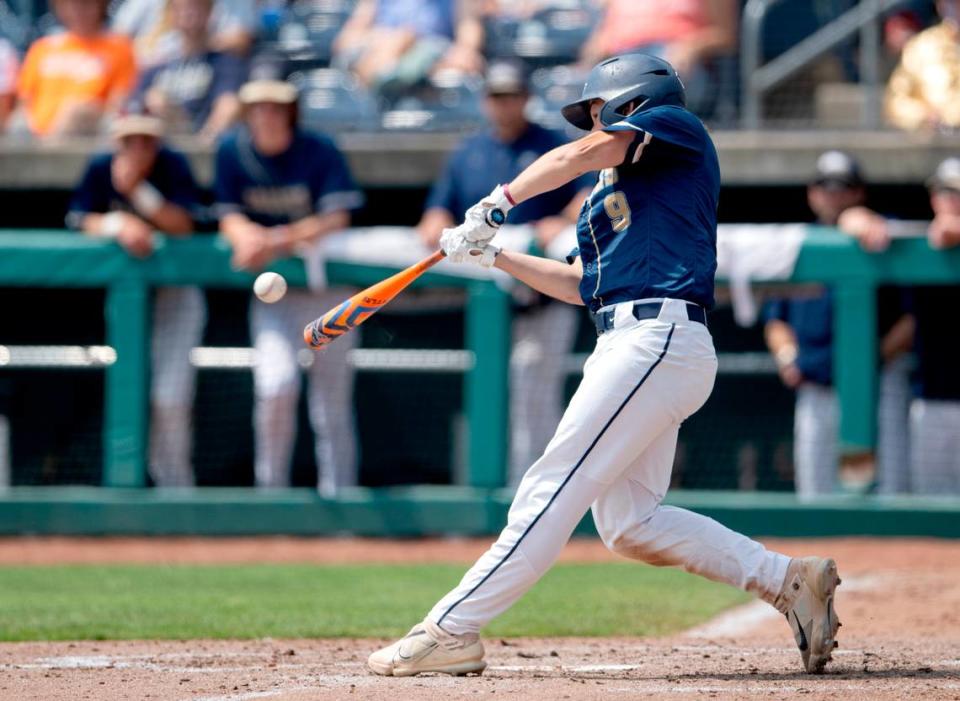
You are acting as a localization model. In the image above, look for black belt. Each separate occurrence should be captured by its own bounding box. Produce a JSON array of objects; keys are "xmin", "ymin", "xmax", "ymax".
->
[{"xmin": 592, "ymin": 301, "xmax": 707, "ymax": 335}]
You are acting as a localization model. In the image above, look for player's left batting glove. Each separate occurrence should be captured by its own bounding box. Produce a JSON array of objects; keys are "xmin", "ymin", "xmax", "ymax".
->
[
  {"xmin": 461, "ymin": 184, "xmax": 515, "ymax": 245},
  {"xmin": 440, "ymin": 227, "xmax": 500, "ymax": 268}
]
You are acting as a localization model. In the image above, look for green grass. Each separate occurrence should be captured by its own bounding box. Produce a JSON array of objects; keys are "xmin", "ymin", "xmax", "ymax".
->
[{"xmin": 0, "ymin": 563, "xmax": 749, "ymax": 641}]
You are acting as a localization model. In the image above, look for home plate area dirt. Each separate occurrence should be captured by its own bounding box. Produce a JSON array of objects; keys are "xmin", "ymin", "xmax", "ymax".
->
[{"xmin": 1, "ymin": 537, "xmax": 958, "ymax": 701}]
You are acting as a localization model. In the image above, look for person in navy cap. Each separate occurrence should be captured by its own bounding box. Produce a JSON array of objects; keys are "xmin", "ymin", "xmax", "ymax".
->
[{"xmin": 419, "ymin": 59, "xmax": 593, "ymax": 484}]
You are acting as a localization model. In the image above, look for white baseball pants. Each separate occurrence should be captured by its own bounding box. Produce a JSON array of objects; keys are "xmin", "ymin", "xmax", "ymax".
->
[
  {"xmin": 251, "ymin": 288, "xmax": 358, "ymax": 494},
  {"xmin": 909, "ymin": 398, "xmax": 960, "ymax": 494},
  {"xmin": 428, "ymin": 298, "xmax": 790, "ymax": 635},
  {"xmin": 875, "ymin": 355, "xmax": 912, "ymax": 494},
  {"xmin": 148, "ymin": 286, "xmax": 206, "ymax": 487},
  {"xmin": 792, "ymin": 384, "xmax": 838, "ymax": 498},
  {"xmin": 508, "ymin": 301, "xmax": 579, "ymax": 486}
]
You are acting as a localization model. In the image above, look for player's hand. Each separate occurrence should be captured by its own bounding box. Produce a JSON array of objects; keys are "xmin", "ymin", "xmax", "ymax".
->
[
  {"xmin": 440, "ymin": 227, "xmax": 499, "ymax": 267},
  {"xmin": 534, "ymin": 216, "xmax": 572, "ymax": 248},
  {"xmin": 928, "ymin": 214, "xmax": 960, "ymax": 249},
  {"xmin": 230, "ymin": 227, "xmax": 272, "ymax": 271},
  {"xmin": 116, "ymin": 214, "xmax": 155, "ymax": 258},
  {"xmin": 778, "ymin": 362, "xmax": 803, "ymax": 389},
  {"xmin": 462, "ymin": 185, "xmax": 515, "ymax": 244},
  {"xmin": 111, "ymin": 151, "xmax": 149, "ymax": 196}
]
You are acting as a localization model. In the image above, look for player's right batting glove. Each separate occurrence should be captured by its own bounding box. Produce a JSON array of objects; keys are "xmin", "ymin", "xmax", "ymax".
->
[
  {"xmin": 440, "ymin": 227, "xmax": 500, "ymax": 267},
  {"xmin": 461, "ymin": 184, "xmax": 515, "ymax": 245}
]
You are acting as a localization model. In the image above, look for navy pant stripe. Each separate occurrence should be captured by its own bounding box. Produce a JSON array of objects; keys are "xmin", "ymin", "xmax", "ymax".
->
[{"xmin": 438, "ymin": 323, "xmax": 677, "ymax": 627}]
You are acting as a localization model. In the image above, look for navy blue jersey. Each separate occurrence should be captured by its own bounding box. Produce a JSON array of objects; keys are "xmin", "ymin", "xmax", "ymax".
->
[
  {"xmin": 909, "ymin": 286, "xmax": 960, "ymax": 400},
  {"xmin": 763, "ymin": 284, "xmax": 909, "ymax": 388},
  {"xmin": 427, "ymin": 123, "xmax": 591, "ymax": 225},
  {"xmin": 135, "ymin": 51, "xmax": 247, "ymax": 131},
  {"xmin": 763, "ymin": 291, "xmax": 834, "ymax": 387},
  {"xmin": 66, "ymin": 146, "xmax": 200, "ymax": 227},
  {"xmin": 214, "ymin": 128, "xmax": 364, "ymax": 226},
  {"xmin": 568, "ymin": 105, "xmax": 720, "ymax": 312}
]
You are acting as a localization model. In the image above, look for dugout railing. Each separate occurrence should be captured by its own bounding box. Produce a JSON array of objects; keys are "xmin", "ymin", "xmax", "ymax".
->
[{"xmin": 1, "ymin": 228, "xmax": 960, "ymax": 537}]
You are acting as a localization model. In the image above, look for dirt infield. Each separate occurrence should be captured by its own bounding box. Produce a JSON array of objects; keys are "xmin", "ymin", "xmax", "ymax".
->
[{"xmin": 1, "ymin": 537, "xmax": 959, "ymax": 701}]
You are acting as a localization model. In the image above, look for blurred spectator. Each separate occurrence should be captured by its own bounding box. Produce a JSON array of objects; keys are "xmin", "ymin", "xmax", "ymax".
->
[
  {"xmin": 133, "ymin": 0, "xmax": 246, "ymax": 142},
  {"xmin": 66, "ymin": 109, "xmax": 206, "ymax": 487},
  {"xmin": 885, "ymin": 0, "xmax": 960, "ymax": 131},
  {"xmin": 580, "ymin": 0, "xmax": 737, "ymax": 114},
  {"xmin": 14, "ymin": 0, "xmax": 136, "ymax": 138},
  {"xmin": 763, "ymin": 151, "xmax": 912, "ymax": 498},
  {"xmin": 418, "ymin": 60, "xmax": 590, "ymax": 484},
  {"xmin": 113, "ymin": 0, "xmax": 256, "ymax": 68},
  {"xmin": 332, "ymin": 0, "xmax": 484, "ymax": 97},
  {"xmin": 215, "ymin": 75, "xmax": 364, "ymax": 495},
  {"xmin": 909, "ymin": 157, "xmax": 960, "ymax": 493},
  {"xmin": 0, "ymin": 38, "xmax": 17, "ymax": 132}
]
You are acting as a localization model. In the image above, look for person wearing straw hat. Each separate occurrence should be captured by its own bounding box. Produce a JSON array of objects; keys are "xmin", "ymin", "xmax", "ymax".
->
[
  {"xmin": 215, "ymin": 74, "xmax": 364, "ymax": 495},
  {"xmin": 66, "ymin": 106, "xmax": 206, "ymax": 487}
]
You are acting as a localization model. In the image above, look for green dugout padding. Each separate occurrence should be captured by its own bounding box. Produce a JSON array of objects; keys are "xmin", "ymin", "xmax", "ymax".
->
[
  {"xmin": 2, "ymin": 229, "xmax": 960, "ymax": 536},
  {"xmin": 1, "ymin": 488, "xmax": 959, "ymax": 537}
]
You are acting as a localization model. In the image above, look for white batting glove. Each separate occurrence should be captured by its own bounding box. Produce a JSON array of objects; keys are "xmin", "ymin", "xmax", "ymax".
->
[
  {"xmin": 461, "ymin": 184, "xmax": 515, "ymax": 244},
  {"xmin": 440, "ymin": 227, "xmax": 500, "ymax": 267}
]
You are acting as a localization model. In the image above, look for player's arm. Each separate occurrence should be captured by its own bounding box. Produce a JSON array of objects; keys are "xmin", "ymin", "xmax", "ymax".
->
[
  {"xmin": 494, "ymin": 251, "xmax": 584, "ymax": 306},
  {"xmin": 418, "ymin": 207, "xmax": 455, "ymax": 247},
  {"xmin": 764, "ymin": 318, "xmax": 802, "ymax": 389},
  {"xmin": 273, "ymin": 209, "xmax": 351, "ymax": 253},
  {"xmin": 880, "ymin": 313, "xmax": 915, "ymax": 363},
  {"xmin": 507, "ymin": 130, "xmax": 632, "ymax": 204}
]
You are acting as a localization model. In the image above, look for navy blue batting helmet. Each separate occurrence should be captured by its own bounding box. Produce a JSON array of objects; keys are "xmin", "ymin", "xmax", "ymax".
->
[{"xmin": 561, "ymin": 53, "xmax": 685, "ymax": 131}]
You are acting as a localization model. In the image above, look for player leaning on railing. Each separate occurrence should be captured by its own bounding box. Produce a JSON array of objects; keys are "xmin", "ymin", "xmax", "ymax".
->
[{"xmin": 368, "ymin": 53, "xmax": 843, "ymax": 678}]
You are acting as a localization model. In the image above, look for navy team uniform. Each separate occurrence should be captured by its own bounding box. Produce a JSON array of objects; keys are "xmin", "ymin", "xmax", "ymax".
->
[
  {"xmin": 427, "ymin": 123, "xmax": 591, "ymax": 483},
  {"xmin": 68, "ymin": 147, "xmax": 206, "ymax": 488},
  {"xmin": 426, "ymin": 103, "xmax": 793, "ymax": 642},
  {"xmin": 135, "ymin": 51, "xmax": 247, "ymax": 131},
  {"xmin": 214, "ymin": 128, "xmax": 364, "ymax": 494},
  {"xmin": 908, "ymin": 286, "xmax": 960, "ymax": 493},
  {"xmin": 764, "ymin": 281, "xmax": 912, "ymax": 495}
]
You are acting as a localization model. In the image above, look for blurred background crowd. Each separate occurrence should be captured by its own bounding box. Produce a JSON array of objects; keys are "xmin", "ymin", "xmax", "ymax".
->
[
  {"xmin": 1, "ymin": 0, "xmax": 959, "ymax": 501},
  {"xmin": 0, "ymin": 0, "xmax": 958, "ymax": 137}
]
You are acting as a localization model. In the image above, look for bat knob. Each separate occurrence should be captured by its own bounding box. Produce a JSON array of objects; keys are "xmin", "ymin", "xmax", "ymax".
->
[{"xmin": 485, "ymin": 207, "xmax": 506, "ymax": 227}]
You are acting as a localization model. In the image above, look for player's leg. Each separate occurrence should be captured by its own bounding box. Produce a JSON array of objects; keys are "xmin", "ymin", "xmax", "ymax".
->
[
  {"xmin": 305, "ymin": 288, "xmax": 359, "ymax": 496},
  {"xmin": 251, "ymin": 295, "xmax": 302, "ymax": 488},
  {"xmin": 910, "ymin": 399, "xmax": 960, "ymax": 494},
  {"xmin": 369, "ymin": 312, "xmax": 716, "ymax": 676},
  {"xmin": 592, "ymin": 420, "xmax": 841, "ymax": 674},
  {"xmin": 508, "ymin": 301, "xmax": 579, "ymax": 485},
  {"xmin": 792, "ymin": 384, "xmax": 838, "ymax": 498},
  {"xmin": 591, "ymin": 425, "xmax": 790, "ymax": 602},
  {"xmin": 148, "ymin": 286, "xmax": 206, "ymax": 487},
  {"xmin": 876, "ymin": 355, "xmax": 912, "ymax": 494}
]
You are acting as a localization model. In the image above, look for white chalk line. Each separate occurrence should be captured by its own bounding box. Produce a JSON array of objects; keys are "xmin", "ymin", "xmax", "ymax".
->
[{"xmin": 684, "ymin": 574, "xmax": 884, "ymax": 639}]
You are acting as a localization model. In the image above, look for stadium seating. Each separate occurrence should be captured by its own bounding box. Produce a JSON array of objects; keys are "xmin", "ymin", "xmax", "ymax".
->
[{"xmin": 294, "ymin": 67, "xmax": 380, "ymax": 132}]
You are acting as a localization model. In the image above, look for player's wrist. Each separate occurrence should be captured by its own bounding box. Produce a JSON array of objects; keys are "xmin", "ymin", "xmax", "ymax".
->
[
  {"xmin": 96, "ymin": 211, "xmax": 125, "ymax": 239},
  {"xmin": 774, "ymin": 344, "xmax": 799, "ymax": 369},
  {"xmin": 129, "ymin": 181, "xmax": 165, "ymax": 218}
]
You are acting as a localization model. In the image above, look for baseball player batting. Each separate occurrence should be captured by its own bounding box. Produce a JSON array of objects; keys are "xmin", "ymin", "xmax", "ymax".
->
[{"xmin": 368, "ymin": 53, "xmax": 842, "ymax": 678}]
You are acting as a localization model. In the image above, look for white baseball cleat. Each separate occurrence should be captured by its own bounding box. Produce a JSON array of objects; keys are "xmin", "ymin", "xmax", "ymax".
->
[
  {"xmin": 367, "ymin": 619, "xmax": 486, "ymax": 677},
  {"xmin": 773, "ymin": 556, "xmax": 842, "ymax": 674}
]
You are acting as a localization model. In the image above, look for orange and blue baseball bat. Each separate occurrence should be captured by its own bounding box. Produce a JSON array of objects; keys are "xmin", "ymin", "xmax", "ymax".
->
[{"xmin": 303, "ymin": 250, "xmax": 446, "ymax": 349}]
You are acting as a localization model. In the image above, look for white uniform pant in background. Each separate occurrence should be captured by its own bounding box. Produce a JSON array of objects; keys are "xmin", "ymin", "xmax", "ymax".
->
[
  {"xmin": 909, "ymin": 398, "xmax": 960, "ymax": 494},
  {"xmin": 149, "ymin": 286, "xmax": 206, "ymax": 487},
  {"xmin": 509, "ymin": 301, "xmax": 579, "ymax": 486},
  {"xmin": 428, "ymin": 299, "xmax": 790, "ymax": 635},
  {"xmin": 876, "ymin": 355, "xmax": 912, "ymax": 494},
  {"xmin": 792, "ymin": 384, "xmax": 838, "ymax": 498},
  {"xmin": 252, "ymin": 288, "xmax": 358, "ymax": 495}
]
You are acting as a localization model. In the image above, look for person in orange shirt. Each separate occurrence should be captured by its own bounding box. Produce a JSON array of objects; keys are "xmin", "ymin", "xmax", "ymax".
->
[{"xmin": 15, "ymin": 0, "xmax": 137, "ymax": 137}]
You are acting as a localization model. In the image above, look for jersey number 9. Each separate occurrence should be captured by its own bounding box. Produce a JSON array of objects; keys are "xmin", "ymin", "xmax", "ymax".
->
[{"xmin": 603, "ymin": 191, "xmax": 632, "ymax": 232}]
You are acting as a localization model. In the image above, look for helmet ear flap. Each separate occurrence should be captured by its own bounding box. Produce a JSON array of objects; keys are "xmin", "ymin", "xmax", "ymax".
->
[{"xmin": 599, "ymin": 94, "xmax": 647, "ymax": 126}]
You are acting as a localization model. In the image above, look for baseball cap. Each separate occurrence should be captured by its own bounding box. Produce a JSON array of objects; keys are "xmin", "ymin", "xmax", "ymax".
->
[
  {"xmin": 239, "ymin": 54, "xmax": 298, "ymax": 105},
  {"xmin": 484, "ymin": 60, "xmax": 528, "ymax": 95},
  {"xmin": 111, "ymin": 102, "xmax": 164, "ymax": 140},
  {"xmin": 812, "ymin": 150, "xmax": 864, "ymax": 190},
  {"xmin": 927, "ymin": 157, "xmax": 960, "ymax": 192}
]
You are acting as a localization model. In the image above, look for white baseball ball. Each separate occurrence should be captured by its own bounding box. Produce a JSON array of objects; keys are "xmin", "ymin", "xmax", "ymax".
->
[{"xmin": 253, "ymin": 272, "xmax": 287, "ymax": 303}]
